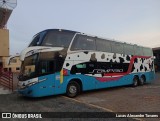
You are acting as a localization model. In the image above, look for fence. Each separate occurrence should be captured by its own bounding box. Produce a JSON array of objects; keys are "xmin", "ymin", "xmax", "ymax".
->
[{"xmin": 0, "ymin": 67, "xmax": 13, "ymax": 91}]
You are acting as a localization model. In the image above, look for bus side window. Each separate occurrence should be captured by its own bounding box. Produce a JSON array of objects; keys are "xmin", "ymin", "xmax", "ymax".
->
[
  {"xmin": 39, "ymin": 60, "xmax": 55, "ymax": 75},
  {"xmin": 124, "ymin": 44, "xmax": 134, "ymax": 55},
  {"xmin": 96, "ymin": 38, "xmax": 112, "ymax": 52},
  {"xmin": 71, "ymin": 35, "xmax": 96, "ymax": 51},
  {"xmin": 134, "ymin": 45, "xmax": 143, "ymax": 56},
  {"xmin": 42, "ymin": 69, "xmax": 46, "ymax": 73},
  {"xmin": 111, "ymin": 42, "xmax": 124, "ymax": 54},
  {"xmin": 143, "ymin": 47, "xmax": 152, "ymax": 56}
]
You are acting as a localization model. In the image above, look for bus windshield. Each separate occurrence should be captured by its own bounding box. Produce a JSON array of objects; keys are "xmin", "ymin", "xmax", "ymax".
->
[
  {"xmin": 29, "ymin": 30, "xmax": 75, "ymax": 48},
  {"xmin": 20, "ymin": 54, "xmax": 38, "ymax": 80},
  {"xmin": 19, "ymin": 51, "xmax": 61, "ymax": 81}
]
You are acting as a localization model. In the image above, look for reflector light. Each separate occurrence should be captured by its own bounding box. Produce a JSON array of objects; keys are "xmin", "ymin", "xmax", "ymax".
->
[{"xmin": 63, "ymin": 69, "xmax": 68, "ymax": 76}]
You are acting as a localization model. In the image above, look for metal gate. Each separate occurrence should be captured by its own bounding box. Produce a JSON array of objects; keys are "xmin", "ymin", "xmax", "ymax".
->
[{"xmin": 0, "ymin": 67, "xmax": 13, "ymax": 91}]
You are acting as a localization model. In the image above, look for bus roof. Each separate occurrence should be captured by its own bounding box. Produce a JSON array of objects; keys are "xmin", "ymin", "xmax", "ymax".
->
[{"xmin": 35, "ymin": 29, "xmax": 151, "ymax": 49}]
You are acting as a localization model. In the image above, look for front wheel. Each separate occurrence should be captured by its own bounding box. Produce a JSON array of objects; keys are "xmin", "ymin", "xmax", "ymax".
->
[{"xmin": 66, "ymin": 81, "xmax": 80, "ymax": 98}]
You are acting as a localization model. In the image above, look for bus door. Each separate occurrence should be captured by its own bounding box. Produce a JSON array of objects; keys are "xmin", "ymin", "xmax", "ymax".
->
[
  {"xmin": 38, "ymin": 60, "xmax": 55, "ymax": 95},
  {"xmin": 53, "ymin": 59, "xmax": 68, "ymax": 95}
]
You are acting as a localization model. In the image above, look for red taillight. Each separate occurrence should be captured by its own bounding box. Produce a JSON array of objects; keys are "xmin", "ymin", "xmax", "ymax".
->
[{"xmin": 63, "ymin": 69, "xmax": 68, "ymax": 76}]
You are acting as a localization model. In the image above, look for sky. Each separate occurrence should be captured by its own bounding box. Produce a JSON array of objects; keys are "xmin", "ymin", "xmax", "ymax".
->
[{"xmin": 7, "ymin": 0, "xmax": 160, "ymax": 55}]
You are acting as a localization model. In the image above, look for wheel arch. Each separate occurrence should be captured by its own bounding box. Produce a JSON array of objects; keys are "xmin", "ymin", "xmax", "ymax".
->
[
  {"xmin": 140, "ymin": 74, "xmax": 146, "ymax": 82},
  {"xmin": 133, "ymin": 74, "xmax": 139, "ymax": 80},
  {"xmin": 132, "ymin": 74, "xmax": 139, "ymax": 87},
  {"xmin": 67, "ymin": 78, "xmax": 83, "ymax": 92}
]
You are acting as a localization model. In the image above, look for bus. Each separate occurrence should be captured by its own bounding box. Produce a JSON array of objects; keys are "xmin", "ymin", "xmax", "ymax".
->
[{"xmin": 16, "ymin": 29, "xmax": 155, "ymax": 97}]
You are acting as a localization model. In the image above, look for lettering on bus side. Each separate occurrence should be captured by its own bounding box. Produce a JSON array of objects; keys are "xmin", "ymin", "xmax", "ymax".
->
[
  {"xmin": 89, "ymin": 69, "xmax": 124, "ymax": 74},
  {"xmin": 70, "ymin": 62, "xmax": 128, "ymax": 75}
]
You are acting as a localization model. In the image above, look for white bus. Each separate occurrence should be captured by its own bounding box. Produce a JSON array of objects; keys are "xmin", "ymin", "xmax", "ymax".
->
[{"xmin": 14, "ymin": 29, "xmax": 154, "ymax": 97}]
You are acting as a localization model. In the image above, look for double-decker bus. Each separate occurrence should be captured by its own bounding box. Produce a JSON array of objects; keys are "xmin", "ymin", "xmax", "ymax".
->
[{"xmin": 16, "ymin": 29, "xmax": 155, "ymax": 97}]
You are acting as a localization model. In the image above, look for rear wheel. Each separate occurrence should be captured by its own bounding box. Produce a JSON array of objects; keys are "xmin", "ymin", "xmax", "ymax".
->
[
  {"xmin": 139, "ymin": 76, "xmax": 145, "ymax": 86},
  {"xmin": 66, "ymin": 81, "xmax": 80, "ymax": 98},
  {"xmin": 132, "ymin": 76, "xmax": 138, "ymax": 87}
]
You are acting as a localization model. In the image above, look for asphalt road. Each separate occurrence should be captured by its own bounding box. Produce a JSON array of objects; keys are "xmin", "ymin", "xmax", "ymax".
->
[
  {"xmin": 74, "ymin": 72, "xmax": 160, "ymax": 121},
  {"xmin": 0, "ymin": 93, "xmax": 137, "ymax": 121}
]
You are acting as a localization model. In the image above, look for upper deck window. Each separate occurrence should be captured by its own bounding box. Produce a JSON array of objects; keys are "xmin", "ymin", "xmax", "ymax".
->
[
  {"xmin": 111, "ymin": 42, "xmax": 124, "ymax": 54},
  {"xmin": 42, "ymin": 31, "xmax": 74, "ymax": 48},
  {"xmin": 134, "ymin": 45, "xmax": 143, "ymax": 56},
  {"xmin": 29, "ymin": 30, "xmax": 75, "ymax": 48},
  {"xmin": 71, "ymin": 35, "xmax": 96, "ymax": 51},
  {"xmin": 96, "ymin": 38, "xmax": 112, "ymax": 52},
  {"xmin": 143, "ymin": 47, "xmax": 152, "ymax": 56},
  {"xmin": 29, "ymin": 31, "xmax": 47, "ymax": 46},
  {"xmin": 124, "ymin": 44, "xmax": 134, "ymax": 55}
]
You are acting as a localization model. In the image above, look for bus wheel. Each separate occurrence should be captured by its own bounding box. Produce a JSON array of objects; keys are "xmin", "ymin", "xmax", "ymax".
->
[
  {"xmin": 132, "ymin": 76, "xmax": 138, "ymax": 87},
  {"xmin": 66, "ymin": 81, "xmax": 80, "ymax": 98},
  {"xmin": 139, "ymin": 76, "xmax": 145, "ymax": 86}
]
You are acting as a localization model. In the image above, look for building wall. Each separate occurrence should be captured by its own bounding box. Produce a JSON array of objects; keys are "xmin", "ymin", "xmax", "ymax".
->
[
  {"xmin": 0, "ymin": 29, "xmax": 9, "ymax": 56},
  {"xmin": 2, "ymin": 56, "xmax": 21, "ymax": 73}
]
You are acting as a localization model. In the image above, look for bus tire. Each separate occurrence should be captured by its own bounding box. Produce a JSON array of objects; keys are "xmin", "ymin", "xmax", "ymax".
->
[
  {"xmin": 66, "ymin": 81, "xmax": 80, "ymax": 98},
  {"xmin": 132, "ymin": 76, "xmax": 138, "ymax": 87},
  {"xmin": 139, "ymin": 75, "xmax": 145, "ymax": 86}
]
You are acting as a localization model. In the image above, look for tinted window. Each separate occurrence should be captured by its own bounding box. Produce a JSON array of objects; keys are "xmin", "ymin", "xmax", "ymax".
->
[
  {"xmin": 16, "ymin": 67, "xmax": 20, "ymax": 70},
  {"xmin": 71, "ymin": 35, "xmax": 96, "ymax": 51},
  {"xmin": 29, "ymin": 31, "xmax": 47, "ymax": 46},
  {"xmin": 38, "ymin": 60, "xmax": 55, "ymax": 75},
  {"xmin": 134, "ymin": 45, "xmax": 143, "ymax": 55},
  {"xmin": 96, "ymin": 38, "xmax": 111, "ymax": 52},
  {"xmin": 124, "ymin": 44, "xmax": 134, "ymax": 55},
  {"xmin": 42, "ymin": 31, "xmax": 74, "ymax": 48},
  {"xmin": 21, "ymin": 54, "xmax": 38, "ymax": 79},
  {"xmin": 111, "ymin": 42, "xmax": 124, "ymax": 54},
  {"xmin": 10, "ymin": 59, "xmax": 17, "ymax": 63},
  {"xmin": 143, "ymin": 47, "xmax": 152, "ymax": 56},
  {"xmin": 39, "ymin": 52, "xmax": 65, "ymax": 73},
  {"xmin": 39, "ymin": 52, "xmax": 55, "ymax": 60}
]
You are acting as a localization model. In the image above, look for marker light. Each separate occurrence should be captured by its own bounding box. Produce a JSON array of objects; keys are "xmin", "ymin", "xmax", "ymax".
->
[{"xmin": 63, "ymin": 69, "xmax": 68, "ymax": 76}]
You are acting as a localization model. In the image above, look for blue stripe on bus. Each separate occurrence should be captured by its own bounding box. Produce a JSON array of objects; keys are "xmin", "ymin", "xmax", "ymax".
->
[{"xmin": 18, "ymin": 71, "xmax": 155, "ymax": 97}]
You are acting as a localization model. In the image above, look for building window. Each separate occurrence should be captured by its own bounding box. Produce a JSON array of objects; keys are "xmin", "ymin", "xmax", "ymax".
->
[
  {"xmin": 9, "ymin": 68, "xmax": 12, "ymax": 72},
  {"xmin": 10, "ymin": 59, "xmax": 17, "ymax": 63},
  {"xmin": 4, "ymin": 68, "xmax": 7, "ymax": 72},
  {"xmin": 16, "ymin": 67, "xmax": 20, "ymax": 70}
]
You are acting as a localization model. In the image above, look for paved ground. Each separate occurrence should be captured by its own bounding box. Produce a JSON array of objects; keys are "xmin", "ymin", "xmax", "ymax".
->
[
  {"xmin": 0, "ymin": 73, "xmax": 159, "ymax": 121},
  {"xmin": 75, "ymin": 75, "xmax": 160, "ymax": 112},
  {"xmin": 0, "ymin": 93, "xmax": 137, "ymax": 121},
  {"xmin": 0, "ymin": 86, "xmax": 12, "ymax": 94},
  {"xmin": 74, "ymin": 72, "xmax": 160, "ymax": 121}
]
